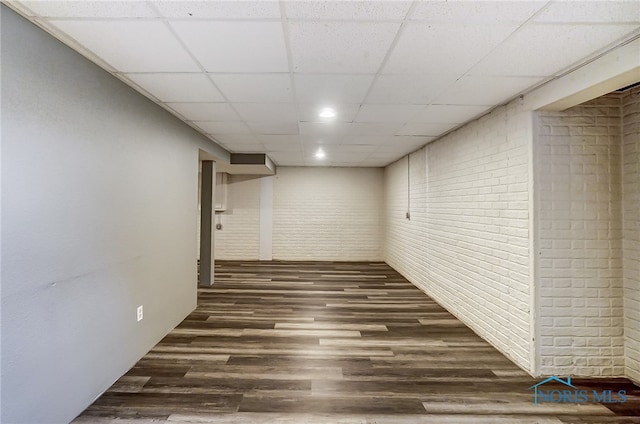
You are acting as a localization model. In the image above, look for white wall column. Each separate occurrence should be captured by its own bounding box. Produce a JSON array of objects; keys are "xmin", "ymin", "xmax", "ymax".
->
[{"xmin": 259, "ymin": 176, "xmax": 273, "ymax": 261}]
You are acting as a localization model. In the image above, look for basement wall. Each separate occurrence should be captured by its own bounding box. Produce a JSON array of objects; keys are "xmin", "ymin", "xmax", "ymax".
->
[
  {"xmin": 214, "ymin": 175, "xmax": 261, "ymax": 260},
  {"xmin": 273, "ymin": 167, "xmax": 384, "ymax": 261},
  {"xmin": 623, "ymin": 86, "xmax": 640, "ymax": 383},
  {"xmin": 536, "ymin": 95, "xmax": 625, "ymax": 377},
  {"xmin": 1, "ymin": 8, "xmax": 223, "ymax": 423},
  {"xmin": 215, "ymin": 167, "xmax": 384, "ymax": 262},
  {"xmin": 384, "ymin": 100, "xmax": 535, "ymax": 372}
]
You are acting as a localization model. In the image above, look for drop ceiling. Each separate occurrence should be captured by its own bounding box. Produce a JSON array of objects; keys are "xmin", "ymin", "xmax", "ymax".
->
[{"xmin": 6, "ymin": 0, "xmax": 640, "ymax": 167}]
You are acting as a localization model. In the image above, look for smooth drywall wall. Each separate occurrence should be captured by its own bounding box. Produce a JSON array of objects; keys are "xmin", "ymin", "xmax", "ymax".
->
[
  {"xmin": 273, "ymin": 167, "xmax": 384, "ymax": 261},
  {"xmin": 1, "ymin": 8, "xmax": 223, "ymax": 423},
  {"xmin": 384, "ymin": 101, "xmax": 534, "ymax": 372},
  {"xmin": 536, "ymin": 95, "xmax": 624, "ymax": 377},
  {"xmin": 623, "ymin": 86, "xmax": 640, "ymax": 383},
  {"xmin": 214, "ymin": 175, "xmax": 261, "ymax": 260}
]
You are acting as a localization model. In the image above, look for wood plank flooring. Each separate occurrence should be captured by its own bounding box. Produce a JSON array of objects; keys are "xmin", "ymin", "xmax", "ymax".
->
[{"xmin": 73, "ymin": 261, "xmax": 640, "ymax": 423}]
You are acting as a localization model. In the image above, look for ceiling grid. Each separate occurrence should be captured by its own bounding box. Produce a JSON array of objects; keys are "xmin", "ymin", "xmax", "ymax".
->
[{"xmin": 6, "ymin": 0, "xmax": 640, "ymax": 167}]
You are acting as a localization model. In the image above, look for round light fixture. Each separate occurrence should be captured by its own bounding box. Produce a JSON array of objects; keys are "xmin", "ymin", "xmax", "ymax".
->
[
  {"xmin": 315, "ymin": 148, "xmax": 326, "ymax": 159},
  {"xmin": 319, "ymin": 108, "xmax": 336, "ymax": 119}
]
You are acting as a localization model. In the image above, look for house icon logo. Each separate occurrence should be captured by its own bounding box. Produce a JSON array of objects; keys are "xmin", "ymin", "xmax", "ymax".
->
[
  {"xmin": 528, "ymin": 375, "xmax": 627, "ymax": 405},
  {"xmin": 528, "ymin": 376, "xmax": 576, "ymax": 405}
]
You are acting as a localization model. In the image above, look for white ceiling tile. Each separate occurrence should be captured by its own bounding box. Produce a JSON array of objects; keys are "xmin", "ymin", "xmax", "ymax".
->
[
  {"xmin": 166, "ymin": 102, "xmax": 239, "ymax": 121},
  {"xmin": 337, "ymin": 144, "xmax": 379, "ymax": 154},
  {"xmin": 412, "ymin": 105, "xmax": 491, "ymax": 123},
  {"xmin": 365, "ymin": 153, "xmax": 407, "ymax": 165},
  {"xmin": 342, "ymin": 135, "xmax": 390, "ymax": 145},
  {"xmin": 378, "ymin": 136, "xmax": 435, "ymax": 150},
  {"xmin": 301, "ymin": 134, "xmax": 343, "ymax": 145},
  {"xmin": 294, "ymin": 74, "xmax": 375, "ymax": 104},
  {"xmin": 471, "ymin": 23, "xmax": 640, "ymax": 77},
  {"xmin": 285, "ymin": 1, "xmax": 412, "ymax": 20},
  {"xmin": 297, "ymin": 103, "xmax": 361, "ymax": 122},
  {"xmin": 273, "ymin": 159, "xmax": 305, "ymax": 166},
  {"xmin": 303, "ymin": 146, "xmax": 340, "ymax": 160},
  {"xmin": 211, "ymin": 74, "xmax": 293, "ymax": 102},
  {"xmin": 288, "ymin": 22, "xmax": 401, "ymax": 73},
  {"xmin": 410, "ymin": 1, "xmax": 546, "ymax": 24},
  {"xmin": 269, "ymin": 151, "xmax": 304, "ymax": 166},
  {"xmin": 171, "ymin": 21, "xmax": 288, "ymax": 72},
  {"xmin": 193, "ymin": 121, "xmax": 252, "ymax": 134},
  {"xmin": 329, "ymin": 156, "xmax": 363, "ymax": 162},
  {"xmin": 345, "ymin": 122, "xmax": 404, "ymax": 135},
  {"xmin": 233, "ymin": 103, "xmax": 298, "ymax": 122},
  {"xmin": 126, "ymin": 73, "xmax": 225, "ymax": 102},
  {"xmin": 367, "ymin": 151, "xmax": 404, "ymax": 159},
  {"xmin": 383, "ymin": 23, "xmax": 518, "ymax": 75},
  {"xmin": 22, "ymin": 1, "xmax": 157, "ymax": 17},
  {"xmin": 355, "ymin": 104, "xmax": 424, "ymax": 122},
  {"xmin": 212, "ymin": 134, "xmax": 259, "ymax": 144},
  {"xmin": 332, "ymin": 153, "xmax": 368, "ymax": 162},
  {"xmin": 534, "ymin": 1, "xmax": 640, "ymax": 23},
  {"xmin": 263, "ymin": 142, "xmax": 302, "ymax": 152},
  {"xmin": 300, "ymin": 122, "xmax": 401, "ymax": 136},
  {"xmin": 366, "ymin": 74, "xmax": 457, "ymax": 104},
  {"xmin": 306, "ymin": 144, "xmax": 340, "ymax": 153},
  {"xmin": 304, "ymin": 145, "xmax": 340, "ymax": 162},
  {"xmin": 304, "ymin": 159, "xmax": 335, "ymax": 167},
  {"xmin": 246, "ymin": 121, "xmax": 299, "ymax": 135},
  {"xmin": 330, "ymin": 162, "xmax": 365, "ymax": 167},
  {"xmin": 367, "ymin": 151, "xmax": 407, "ymax": 163},
  {"xmin": 432, "ymin": 75, "xmax": 544, "ymax": 105},
  {"xmin": 391, "ymin": 135, "xmax": 436, "ymax": 144},
  {"xmin": 335, "ymin": 151, "xmax": 367, "ymax": 160},
  {"xmin": 155, "ymin": 1, "xmax": 281, "ymax": 19},
  {"xmin": 299, "ymin": 122, "xmax": 350, "ymax": 136},
  {"xmin": 396, "ymin": 122, "xmax": 457, "ymax": 136},
  {"xmin": 50, "ymin": 20, "xmax": 199, "ymax": 72},
  {"xmin": 303, "ymin": 159, "xmax": 334, "ymax": 167},
  {"xmin": 257, "ymin": 134, "xmax": 301, "ymax": 146}
]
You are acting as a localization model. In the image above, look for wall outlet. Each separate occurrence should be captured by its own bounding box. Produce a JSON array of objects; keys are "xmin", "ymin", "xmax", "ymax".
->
[{"xmin": 137, "ymin": 305, "xmax": 143, "ymax": 322}]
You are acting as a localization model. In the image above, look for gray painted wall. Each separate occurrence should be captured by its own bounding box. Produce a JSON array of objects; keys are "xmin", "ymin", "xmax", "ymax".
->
[{"xmin": 1, "ymin": 7, "xmax": 223, "ymax": 423}]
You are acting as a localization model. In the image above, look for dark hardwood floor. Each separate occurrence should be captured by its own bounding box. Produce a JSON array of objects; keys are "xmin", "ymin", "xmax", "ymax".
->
[{"xmin": 74, "ymin": 261, "xmax": 640, "ymax": 423}]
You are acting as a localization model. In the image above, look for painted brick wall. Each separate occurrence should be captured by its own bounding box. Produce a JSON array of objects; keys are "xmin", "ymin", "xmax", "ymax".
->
[
  {"xmin": 385, "ymin": 101, "xmax": 534, "ymax": 372},
  {"xmin": 537, "ymin": 95, "xmax": 625, "ymax": 376},
  {"xmin": 623, "ymin": 86, "xmax": 640, "ymax": 383},
  {"xmin": 273, "ymin": 167, "xmax": 384, "ymax": 261},
  {"xmin": 214, "ymin": 175, "xmax": 261, "ymax": 260},
  {"xmin": 384, "ymin": 150, "xmax": 430, "ymax": 287}
]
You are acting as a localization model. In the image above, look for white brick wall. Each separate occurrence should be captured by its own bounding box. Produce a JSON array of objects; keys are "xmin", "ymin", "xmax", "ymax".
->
[
  {"xmin": 214, "ymin": 175, "xmax": 261, "ymax": 260},
  {"xmin": 536, "ymin": 95, "xmax": 625, "ymax": 376},
  {"xmin": 623, "ymin": 86, "xmax": 640, "ymax": 383},
  {"xmin": 273, "ymin": 167, "xmax": 384, "ymax": 261},
  {"xmin": 385, "ymin": 101, "xmax": 534, "ymax": 372},
  {"xmin": 215, "ymin": 167, "xmax": 384, "ymax": 261}
]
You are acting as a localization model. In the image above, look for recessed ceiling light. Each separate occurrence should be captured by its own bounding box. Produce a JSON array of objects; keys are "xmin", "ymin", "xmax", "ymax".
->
[
  {"xmin": 315, "ymin": 148, "xmax": 326, "ymax": 159},
  {"xmin": 319, "ymin": 108, "xmax": 336, "ymax": 119}
]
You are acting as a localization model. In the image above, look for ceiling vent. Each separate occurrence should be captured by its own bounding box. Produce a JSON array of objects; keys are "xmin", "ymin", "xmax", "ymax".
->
[{"xmin": 216, "ymin": 153, "xmax": 276, "ymax": 175}]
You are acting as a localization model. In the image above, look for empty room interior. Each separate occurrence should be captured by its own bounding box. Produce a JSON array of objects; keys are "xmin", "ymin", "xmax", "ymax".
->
[{"xmin": 2, "ymin": 0, "xmax": 640, "ymax": 423}]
